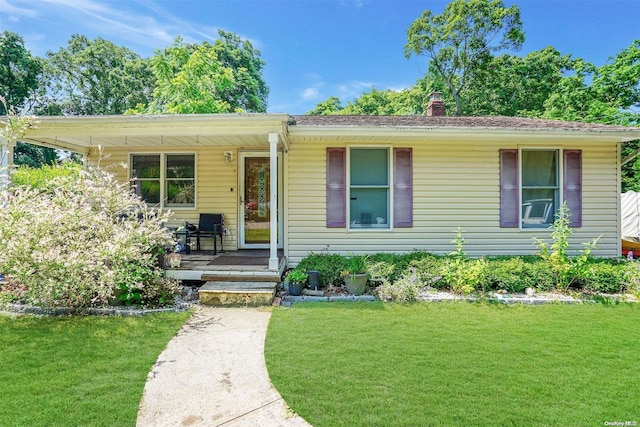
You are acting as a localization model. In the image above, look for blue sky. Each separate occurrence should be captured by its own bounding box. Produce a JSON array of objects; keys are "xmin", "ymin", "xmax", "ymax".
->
[{"xmin": 1, "ymin": 0, "xmax": 639, "ymax": 114}]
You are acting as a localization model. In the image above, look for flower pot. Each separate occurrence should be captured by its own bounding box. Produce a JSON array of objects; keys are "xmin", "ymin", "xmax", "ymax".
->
[
  {"xmin": 287, "ymin": 280, "xmax": 304, "ymax": 296},
  {"xmin": 344, "ymin": 273, "xmax": 368, "ymax": 295},
  {"xmin": 307, "ymin": 270, "xmax": 320, "ymax": 290}
]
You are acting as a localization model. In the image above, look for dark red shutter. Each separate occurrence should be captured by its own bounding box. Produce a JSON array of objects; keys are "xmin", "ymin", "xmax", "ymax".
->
[
  {"xmin": 564, "ymin": 150, "xmax": 582, "ymax": 227},
  {"xmin": 326, "ymin": 148, "xmax": 346, "ymax": 227},
  {"xmin": 500, "ymin": 149, "xmax": 519, "ymax": 228},
  {"xmin": 394, "ymin": 148, "xmax": 413, "ymax": 227}
]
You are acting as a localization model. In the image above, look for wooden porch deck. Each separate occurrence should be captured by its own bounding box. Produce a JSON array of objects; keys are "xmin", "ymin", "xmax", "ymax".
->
[{"xmin": 164, "ymin": 250, "xmax": 286, "ymax": 305}]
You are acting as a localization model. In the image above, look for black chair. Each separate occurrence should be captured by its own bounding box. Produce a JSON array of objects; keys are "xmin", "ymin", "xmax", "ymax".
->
[{"xmin": 194, "ymin": 213, "xmax": 224, "ymax": 254}]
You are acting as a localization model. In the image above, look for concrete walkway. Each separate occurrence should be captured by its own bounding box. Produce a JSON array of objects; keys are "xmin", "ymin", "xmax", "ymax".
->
[{"xmin": 137, "ymin": 306, "xmax": 310, "ymax": 427}]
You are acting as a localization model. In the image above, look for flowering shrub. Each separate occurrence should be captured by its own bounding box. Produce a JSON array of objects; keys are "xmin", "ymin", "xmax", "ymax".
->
[
  {"xmin": 375, "ymin": 267, "xmax": 422, "ymax": 302},
  {"xmin": 0, "ymin": 165, "xmax": 179, "ymax": 308}
]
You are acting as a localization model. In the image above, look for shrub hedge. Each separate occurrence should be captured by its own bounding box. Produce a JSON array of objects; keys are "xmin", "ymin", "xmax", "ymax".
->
[{"xmin": 296, "ymin": 251, "xmax": 640, "ymax": 300}]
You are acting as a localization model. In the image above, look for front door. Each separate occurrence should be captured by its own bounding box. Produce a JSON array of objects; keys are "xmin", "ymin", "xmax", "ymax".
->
[{"xmin": 239, "ymin": 152, "xmax": 283, "ymax": 248}]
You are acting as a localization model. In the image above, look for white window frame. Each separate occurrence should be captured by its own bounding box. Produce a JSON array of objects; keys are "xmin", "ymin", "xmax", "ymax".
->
[
  {"xmin": 519, "ymin": 147, "xmax": 562, "ymax": 230},
  {"xmin": 130, "ymin": 152, "xmax": 197, "ymax": 210},
  {"xmin": 347, "ymin": 146, "xmax": 393, "ymax": 231}
]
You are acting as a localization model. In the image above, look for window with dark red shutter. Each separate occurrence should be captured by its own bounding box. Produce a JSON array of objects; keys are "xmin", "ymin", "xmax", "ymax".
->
[
  {"xmin": 326, "ymin": 147, "xmax": 413, "ymax": 229},
  {"xmin": 499, "ymin": 149, "xmax": 519, "ymax": 228},
  {"xmin": 326, "ymin": 148, "xmax": 346, "ymax": 227},
  {"xmin": 394, "ymin": 148, "xmax": 413, "ymax": 227},
  {"xmin": 563, "ymin": 150, "xmax": 582, "ymax": 227},
  {"xmin": 500, "ymin": 148, "xmax": 582, "ymax": 229}
]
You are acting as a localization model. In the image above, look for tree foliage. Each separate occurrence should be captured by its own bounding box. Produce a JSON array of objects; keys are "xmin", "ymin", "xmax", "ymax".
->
[
  {"xmin": 0, "ymin": 31, "xmax": 43, "ymax": 115},
  {"xmin": 541, "ymin": 39, "xmax": 640, "ymax": 126},
  {"xmin": 139, "ymin": 31, "xmax": 268, "ymax": 114},
  {"xmin": 13, "ymin": 142, "xmax": 58, "ymax": 168},
  {"xmin": 307, "ymin": 76, "xmax": 443, "ymax": 116},
  {"xmin": 405, "ymin": 0, "xmax": 524, "ymax": 115},
  {"xmin": 212, "ymin": 30, "xmax": 269, "ymax": 113},
  {"xmin": 307, "ymin": 96, "xmax": 343, "ymax": 115},
  {"xmin": 38, "ymin": 34, "xmax": 154, "ymax": 115},
  {"xmin": 464, "ymin": 46, "xmax": 574, "ymax": 116}
]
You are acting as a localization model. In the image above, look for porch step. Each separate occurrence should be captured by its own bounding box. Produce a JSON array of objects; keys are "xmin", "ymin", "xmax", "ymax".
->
[
  {"xmin": 198, "ymin": 281, "xmax": 277, "ymax": 306},
  {"xmin": 200, "ymin": 271, "xmax": 281, "ymax": 283}
]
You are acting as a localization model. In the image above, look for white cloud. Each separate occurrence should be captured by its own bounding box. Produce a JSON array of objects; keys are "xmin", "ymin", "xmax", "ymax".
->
[
  {"xmin": 297, "ymin": 77, "xmax": 375, "ymax": 106},
  {"xmin": 0, "ymin": 0, "xmax": 38, "ymax": 20},
  {"xmin": 302, "ymin": 87, "xmax": 320, "ymax": 100},
  {"xmin": 337, "ymin": 80, "xmax": 374, "ymax": 99},
  {"xmin": 2, "ymin": 0, "xmax": 261, "ymax": 57},
  {"xmin": 387, "ymin": 85, "xmax": 410, "ymax": 92},
  {"xmin": 37, "ymin": 0, "xmax": 177, "ymax": 49}
]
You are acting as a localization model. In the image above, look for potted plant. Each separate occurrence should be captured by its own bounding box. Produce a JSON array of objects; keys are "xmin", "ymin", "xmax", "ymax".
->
[
  {"xmin": 341, "ymin": 254, "xmax": 369, "ymax": 295},
  {"xmin": 285, "ymin": 268, "xmax": 308, "ymax": 296}
]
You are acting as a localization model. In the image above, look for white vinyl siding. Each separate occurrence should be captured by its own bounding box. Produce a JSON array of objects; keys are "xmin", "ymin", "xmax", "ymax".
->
[
  {"xmin": 285, "ymin": 138, "xmax": 620, "ymax": 265},
  {"xmin": 90, "ymin": 146, "xmax": 240, "ymax": 251}
]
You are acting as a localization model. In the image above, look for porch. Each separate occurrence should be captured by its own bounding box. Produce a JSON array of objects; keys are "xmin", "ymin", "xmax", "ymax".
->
[{"xmin": 165, "ymin": 249, "xmax": 286, "ymax": 306}]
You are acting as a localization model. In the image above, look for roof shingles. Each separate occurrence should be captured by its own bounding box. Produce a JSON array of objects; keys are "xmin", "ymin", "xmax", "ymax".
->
[{"xmin": 291, "ymin": 115, "xmax": 638, "ymax": 132}]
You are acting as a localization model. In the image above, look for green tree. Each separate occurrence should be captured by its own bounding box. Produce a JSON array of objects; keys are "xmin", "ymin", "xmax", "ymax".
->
[
  {"xmin": 405, "ymin": 0, "xmax": 524, "ymax": 115},
  {"xmin": 307, "ymin": 96, "xmax": 343, "ymax": 115},
  {"xmin": 307, "ymin": 74, "xmax": 445, "ymax": 116},
  {"xmin": 542, "ymin": 39, "xmax": 640, "ymax": 126},
  {"xmin": 464, "ymin": 47, "xmax": 575, "ymax": 116},
  {"xmin": 13, "ymin": 142, "xmax": 58, "ymax": 168},
  {"xmin": 38, "ymin": 34, "xmax": 154, "ymax": 115},
  {"xmin": 141, "ymin": 31, "xmax": 268, "ymax": 114},
  {"xmin": 212, "ymin": 30, "xmax": 269, "ymax": 113},
  {"xmin": 0, "ymin": 35, "xmax": 57, "ymax": 166},
  {"xmin": 0, "ymin": 31, "xmax": 43, "ymax": 114},
  {"xmin": 340, "ymin": 87, "xmax": 418, "ymax": 115}
]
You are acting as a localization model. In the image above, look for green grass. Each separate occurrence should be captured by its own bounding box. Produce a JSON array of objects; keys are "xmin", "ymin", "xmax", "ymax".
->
[
  {"xmin": 0, "ymin": 311, "xmax": 191, "ymax": 427},
  {"xmin": 265, "ymin": 302, "xmax": 640, "ymax": 426}
]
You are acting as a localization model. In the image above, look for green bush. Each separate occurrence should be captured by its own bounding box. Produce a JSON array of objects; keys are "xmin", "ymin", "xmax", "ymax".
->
[
  {"xmin": 486, "ymin": 258, "xmax": 528, "ymax": 293},
  {"xmin": 12, "ymin": 162, "xmax": 81, "ymax": 189},
  {"xmin": 577, "ymin": 261, "xmax": 625, "ymax": 294},
  {"xmin": 296, "ymin": 252, "xmax": 348, "ymax": 286},
  {"xmin": 367, "ymin": 261, "xmax": 396, "ymax": 286},
  {"xmin": 441, "ymin": 257, "xmax": 488, "ymax": 295},
  {"xmin": 408, "ymin": 255, "xmax": 445, "ymax": 289},
  {"xmin": 296, "ymin": 245, "xmax": 631, "ymax": 298},
  {"xmin": 0, "ymin": 165, "xmax": 179, "ymax": 308},
  {"xmin": 375, "ymin": 267, "xmax": 422, "ymax": 302},
  {"xmin": 485, "ymin": 258, "xmax": 554, "ymax": 293},
  {"xmin": 368, "ymin": 251, "xmax": 435, "ymax": 282},
  {"xmin": 533, "ymin": 202, "xmax": 601, "ymax": 292}
]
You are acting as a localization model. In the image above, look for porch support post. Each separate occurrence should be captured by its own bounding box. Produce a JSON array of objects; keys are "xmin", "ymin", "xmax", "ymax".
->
[
  {"xmin": 268, "ymin": 132, "xmax": 279, "ymax": 270},
  {"xmin": 0, "ymin": 136, "xmax": 13, "ymax": 192}
]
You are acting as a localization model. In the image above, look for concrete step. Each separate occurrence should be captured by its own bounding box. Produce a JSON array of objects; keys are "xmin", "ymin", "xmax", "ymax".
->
[
  {"xmin": 200, "ymin": 272, "xmax": 281, "ymax": 283},
  {"xmin": 198, "ymin": 281, "xmax": 277, "ymax": 306}
]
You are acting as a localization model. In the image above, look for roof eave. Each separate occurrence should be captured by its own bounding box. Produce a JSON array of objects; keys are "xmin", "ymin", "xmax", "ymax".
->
[{"xmin": 288, "ymin": 125, "xmax": 640, "ymax": 143}]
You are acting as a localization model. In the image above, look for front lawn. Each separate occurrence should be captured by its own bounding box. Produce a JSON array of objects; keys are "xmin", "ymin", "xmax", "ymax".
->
[
  {"xmin": 0, "ymin": 311, "xmax": 190, "ymax": 427},
  {"xmin": 265, "ymin": 302, "xmax": 640, "ymax": 426}
]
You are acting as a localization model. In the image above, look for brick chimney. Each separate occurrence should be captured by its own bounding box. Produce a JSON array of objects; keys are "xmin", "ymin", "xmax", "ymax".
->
[{"xmin": 426, "ymin": 91, "xmax": 445, "ymax": 117}]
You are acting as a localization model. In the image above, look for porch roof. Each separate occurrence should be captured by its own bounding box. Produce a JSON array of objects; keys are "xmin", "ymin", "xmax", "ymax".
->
[{"xmin": 14, "ymin": 113, "xmax": 292, "ymax": 155}]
